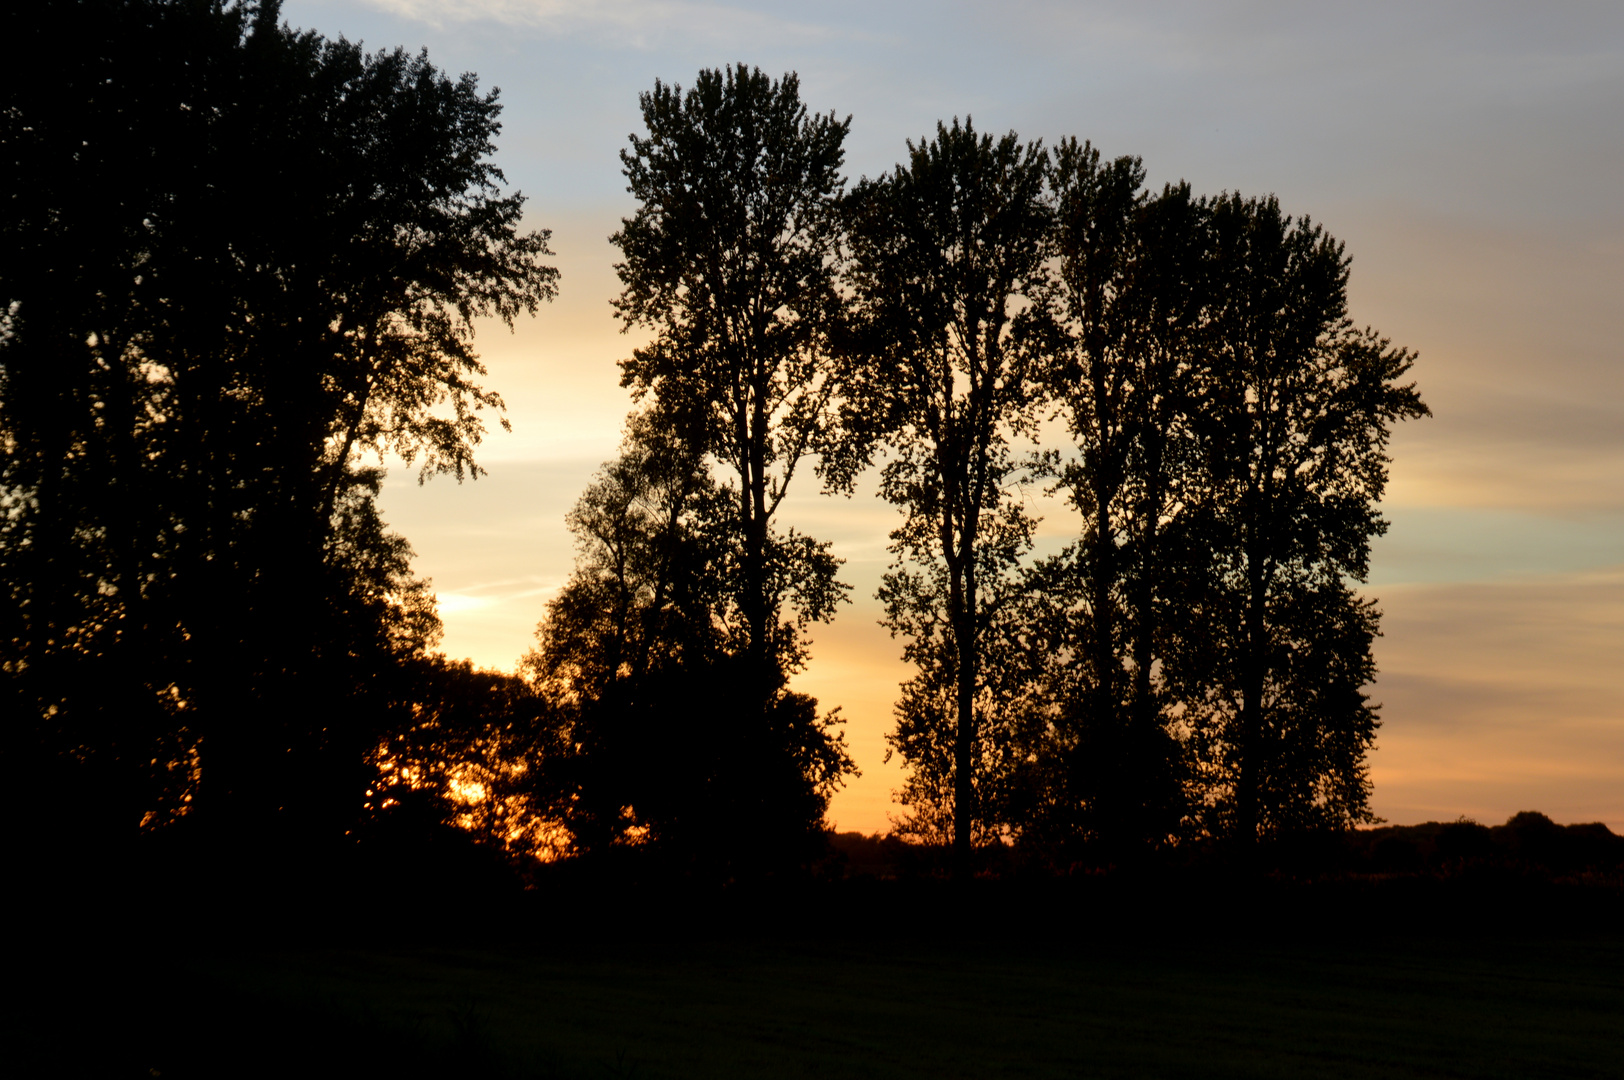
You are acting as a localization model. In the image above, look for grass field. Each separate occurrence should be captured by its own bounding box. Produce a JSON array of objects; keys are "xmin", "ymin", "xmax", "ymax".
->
[{"xmin": 19, "ymin": 920, "xmax": 1623, "ymax": 1078}]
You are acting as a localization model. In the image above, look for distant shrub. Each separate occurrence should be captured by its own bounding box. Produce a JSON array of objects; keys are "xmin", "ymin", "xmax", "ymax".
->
[
  {"xmin": 1370, "ymin": 835, "xmax": 1424, "ymax": 874},
  {"xmin": 1435, "ymin": 819, "xmax": 1495, "ymax": 863}
]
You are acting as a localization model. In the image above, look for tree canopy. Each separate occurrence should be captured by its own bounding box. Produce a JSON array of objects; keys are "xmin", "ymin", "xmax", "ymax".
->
[
  {"xmin": 1032, "ymin": 143, "xmax": 1209, "ymax": 858},
  {"xmin": 1178, "ymin": 193, "xmax": 1429, "ymax": 845},
  {"xmin": 1, "ymin": 0, "xmax": 557, "ymax": 848},
  {"xmin": 524, "ymin": 411, "xmax": 854, "ymax": 872},
  {"xmin": 843, "ymin": 119, "xmax": 1053, "ymax": 865},
  {"xmin": 587, "ymin": 66, "xmax": 856, "ymax": 871},
  {"xmin": 612, "ymin": 64, "xmax": 851, "ymax": 686}
]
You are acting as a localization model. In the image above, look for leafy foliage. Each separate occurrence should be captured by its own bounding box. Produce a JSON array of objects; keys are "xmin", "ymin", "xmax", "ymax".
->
[
  {"xmin": 612, "ymin": 65, "xmax": 850, "ymax": 679},
  {"xmin": 587, "ymin": 66, "xmax": 857, "ymax": 871},
  {"xmin": 370, "ymin": 657, "xmax": 571, "ymax": 864},
  {"xmin": 843, "ymin": 119, "xmax": 1053, "ymax": 860},
  {"xmin": 0, "ymin": 0, "xmax": 556, "ymax": 843},
  {"xmin": 1030, "ymin": 143, "xmax": 1209, "ymax": 857},
  {"xmin": 847, "ymin": 132, "xmax": 1427, "ymax": 860},
  {"xmin": 1173, "ymin": 194, "xmax": 1430, "ymax": 842},
  {"xmin": 525, "ymin": 414, "xmax": 853, "ymax": 871}
]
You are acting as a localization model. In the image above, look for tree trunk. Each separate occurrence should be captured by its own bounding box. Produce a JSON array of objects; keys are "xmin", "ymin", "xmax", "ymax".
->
[
  {"xmin": 953, "ymin": 539, "xmax": 978, "ymax": 874},
  {"xmin": 1127, "ymin": 410, "xmax": 1169, "ymax": 853},
  {"xmin": 744, "ymin": 381, "xmax": 773, "ymax": 704},
  {"xmin": 1235, "ymin": 520, "xmax": 1269, "ymax": 852}
]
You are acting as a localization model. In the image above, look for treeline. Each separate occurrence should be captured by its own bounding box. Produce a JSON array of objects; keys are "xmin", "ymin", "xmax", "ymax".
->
[
  {"xmin": 2, "ymin": 1, "xmax": 1428, "ymax": 880},
  {"xmin": 829, "ymin": 812, "xmax": 1624, "ymax": 881},
  {"xmin": 515, "ymin": 66, "xmax": 1428, "ymax": 873}
]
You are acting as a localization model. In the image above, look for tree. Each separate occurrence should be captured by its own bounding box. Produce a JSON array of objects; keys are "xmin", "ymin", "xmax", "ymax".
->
[
  {"xmin": 1175, "ymin": 194, "xmax": 1429, "ymax": 845},
  {"xmin": 602, "ymin": 66, "xmax": 854, "ymax": 869},
  {"xmin": 524, "ymin": 409, "xmax": 729, "ymax": 855},
  {"xmin": 0, "ymin": 0, "xmax": 557, "ymax": 845},
  {"xmin": 524, "ymin": 412, "xmax": 853, "ymax": 871},
  {"xmin": 843, "ymin": 119, "xmax": 1051, "ymax": 867},
  {"xmin": 1034, "ymin": 142, "xmax": 1208, "ymax": 857},
  {"xmin": 611, "ymin": 65, "xmax": 849, "ymax": 696},
  {"xmin": 369, "ymin": 656, "xmax": 571, "ymax": 866}
]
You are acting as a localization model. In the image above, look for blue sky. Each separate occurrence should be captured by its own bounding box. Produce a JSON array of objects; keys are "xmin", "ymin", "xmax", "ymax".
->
[{"xmin": 285, "ymin": 0, "xmax": 1624, "ymax": 831}]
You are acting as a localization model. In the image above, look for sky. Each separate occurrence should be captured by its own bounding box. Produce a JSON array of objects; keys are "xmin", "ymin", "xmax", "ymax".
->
[{"xmin": 283, "ymin": 0, "xmax": 1624, "ymax": 834}]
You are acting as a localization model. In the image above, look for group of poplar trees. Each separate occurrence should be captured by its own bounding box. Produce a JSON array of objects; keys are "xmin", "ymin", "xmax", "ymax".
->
[
  {"xmin": 530, "ymin": 66, "xmax": 1428, "ymax": 871},
  {"xmin": 3, "ymin": 0, "xmax": 1426, "ymax": 877}
]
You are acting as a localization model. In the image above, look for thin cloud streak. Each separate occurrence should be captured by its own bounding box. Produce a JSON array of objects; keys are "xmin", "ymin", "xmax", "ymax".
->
[
  {"xmin": 359, "ymin": 0, "xmax": 860, "ymax": 48},
  {"xmin": 1370, "ymin": 568, "xmax": 1624, "ymax": 830}
]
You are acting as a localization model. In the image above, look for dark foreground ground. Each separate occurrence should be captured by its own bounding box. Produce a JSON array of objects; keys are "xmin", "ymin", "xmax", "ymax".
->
[{"xmin": 10, "ymin": 878, "xmax": 1624, "ymax": 1079}]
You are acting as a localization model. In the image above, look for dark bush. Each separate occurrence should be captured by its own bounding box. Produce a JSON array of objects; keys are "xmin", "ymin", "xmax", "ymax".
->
[
  {"xmin": 1435, "ymin": 819, "xmax": 1495, "ymax": 863},
  {"xmin": 1495, "ymin": 811, "xmax": 1565, "ymax": 868},
  {"xmin": 1370, "ymin": 834, "xmax": 1424, "ymax": 874},
  {"xmin": 1558, "ymin": 822, "xmax": 1624, "ymax": 872}
]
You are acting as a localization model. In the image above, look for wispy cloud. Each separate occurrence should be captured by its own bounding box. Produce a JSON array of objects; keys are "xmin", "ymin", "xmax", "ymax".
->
[
  {"xmin": 434, "ymin": 592, "xmax": 497, "ymax": 614},
  {"xmin": 362, "ymin": 0, "xmax": 671, "ymax": 30},
  {"xmin": 435, "ymin": 575, "xmax": 562, "ymax": 607},
  {"xmin": 358, "ymin": 0, "xmax": 850, "ymax": 48}
]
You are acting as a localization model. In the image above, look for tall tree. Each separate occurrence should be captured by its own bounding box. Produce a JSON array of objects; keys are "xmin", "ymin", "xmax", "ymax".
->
[
  {"xmin": 525, "ymin": 412, "xmax": 852, "ymax": 871},
  {"xmin": 1036, "ymin": 142, "xmax": 1208, "ymax": 856},
  {"xmin": 0, "ymin": 0, "xmax": 557, "ymax": 844},
  {"xmin": 611, "ymin": 65, "xmax": 849, "ymax": 697},
  {"xmin": 1177, "ymin": 194, "xmax": 1429, "ymax": 846},
  {"xmin": 843, "ymin": 119, "xmax": 1051, "ymax": 867}
]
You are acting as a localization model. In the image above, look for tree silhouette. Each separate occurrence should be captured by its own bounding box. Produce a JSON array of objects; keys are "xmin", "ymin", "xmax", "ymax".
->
[
  {"xmin": 1173, "ymin": 194, "xmax": 1429, "ymax": 846},
  {"xmin": 368, "ymin": 657, "xmax": 570, "ymax": 865},
  {"xmin": 842, "ymin": 120, "xmax": 1052, "ymax": 868},
  {"xmin": 1030, "ymin": 144, "xmax": 1209, "ymax": 858},
  {"xmin": 0, "ymin": 0, "xmax": 556, "ymax": 847},
  {"xmin": 611, "ymin": 65, "xmax": 850, "ymax": 702},
  {"xmin": 602, "ymin": 66, "xmax": 856, "ymax": 872},
  {"xmin": 525, "ymin": 412, "xmax": 853, "ymax": 871}
]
